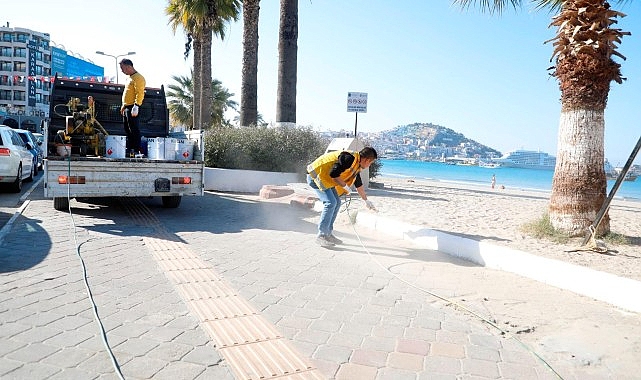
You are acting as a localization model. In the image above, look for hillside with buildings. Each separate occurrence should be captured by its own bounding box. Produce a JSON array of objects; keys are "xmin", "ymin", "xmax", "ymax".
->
[{"xmin": 367, "ymin": 122, "xmax": 502, "ymax": 162}]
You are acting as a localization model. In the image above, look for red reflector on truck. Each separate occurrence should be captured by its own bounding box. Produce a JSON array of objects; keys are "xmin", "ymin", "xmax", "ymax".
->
[
  {"xmin": 172, "ymin": 177, "xmax": 192, "ymax": 185},
  {"xmin": 58, "ymin": 175, "xmax": 86, "ymax": 184}
]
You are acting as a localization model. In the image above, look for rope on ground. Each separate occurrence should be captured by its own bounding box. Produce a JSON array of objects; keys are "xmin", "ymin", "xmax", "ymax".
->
[
  {"xmin": 341, "ymin": 194, "xmax": 564, "ymax": 380},
  {"xmin": 565, "ymin": 225, "xmax": 609, "ymax": 253}
]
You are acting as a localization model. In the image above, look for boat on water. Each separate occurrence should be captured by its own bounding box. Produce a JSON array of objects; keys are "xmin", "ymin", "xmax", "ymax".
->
[
  {"xmin": 605, "ymin": 159, "xmax": 637, "ymax": 182},
  {"xmin": 478, "ymin": 160, "xmax": 501, "ymax": 168},
  {"xmin": 494, "ymin": 149, "xmax": 556, "ymax": 170}
]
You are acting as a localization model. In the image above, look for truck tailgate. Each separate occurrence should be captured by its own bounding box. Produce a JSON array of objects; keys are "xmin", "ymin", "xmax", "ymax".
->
[{"xmin": 44, "ymin": 158, "xmax": 204, "ymax": 198}]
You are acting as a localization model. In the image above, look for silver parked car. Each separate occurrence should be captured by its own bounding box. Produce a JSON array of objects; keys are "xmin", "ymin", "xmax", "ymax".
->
[{"xmin": 0, "ymin": 125, "xmax": 35, "ymax": 192}]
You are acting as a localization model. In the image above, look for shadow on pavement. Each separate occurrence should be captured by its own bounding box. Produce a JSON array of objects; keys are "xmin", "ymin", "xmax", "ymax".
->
[
  {"xmin": 0, "ymin": 216, "xmax": 52, "ymax": 273},
  {"xmin": 73, "ymin": 192, "xmax": 319, "ymax": 239}
]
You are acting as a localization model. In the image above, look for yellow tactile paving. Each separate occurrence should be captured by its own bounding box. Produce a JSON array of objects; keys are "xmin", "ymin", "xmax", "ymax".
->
[
  {"xmin": 174, "ymin": 280, "xmax": 237, "ymax": 300},
  {"xmin": 201, "ymin": 316, "xmax": 282, "ymax": 347},
  {"xmin": 122, "ymin": 198, "xmax": 326, "ymax": 380},
  {"xmin": 219, "ymin": 339, "xmax": 317, "ymax": 380},
  {"xmin": 164, "ymin": 268, "xmax": 221, "ymax": 283},
  {"xmin": 152, "ymin": 249, "xmax": 199, "ymax": 260},
  {"xmin": 155, "ymin": 258, "xmax": 211, "ymax": 272},
  {"xmin": 188, "ymin": 296, "xmax": 258, "ymax": 321}
]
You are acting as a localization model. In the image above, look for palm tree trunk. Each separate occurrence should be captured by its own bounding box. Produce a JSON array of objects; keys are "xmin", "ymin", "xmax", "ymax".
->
[
  {"xmin": 546, "ymin": 0, "xmax": 627, "ymax": 237},
  {"xmin": 201, "ymin": 29, "xmax": 214, "ymax": 129},
  {"xmin": 240, "ymin": 0, "xmax": 260, "ymax": 127},
  {"xmin": 276, "ymin": 0, "xmax": 297, "ymax": 124},
  {"xmin": 549, "ymin": 109, "xmax": 609, "ymax": 236},
  {"xmin": 193, "ymin": 35, "xmax": 203, "ymax": 129}
]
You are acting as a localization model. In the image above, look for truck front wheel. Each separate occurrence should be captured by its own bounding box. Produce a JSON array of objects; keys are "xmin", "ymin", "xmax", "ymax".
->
[
  {"xmin": 161, "ymin": 196, "xmax": 182, "ymax": 208},
  {"xmin": 53, "ymin": 197, "xmax": 69, "ymax": 211}
]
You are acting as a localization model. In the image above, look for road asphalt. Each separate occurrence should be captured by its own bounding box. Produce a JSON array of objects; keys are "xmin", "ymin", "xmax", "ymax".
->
[{"xmin": 1, "ymin": 180, "xmax": 640, "ymax": 379}]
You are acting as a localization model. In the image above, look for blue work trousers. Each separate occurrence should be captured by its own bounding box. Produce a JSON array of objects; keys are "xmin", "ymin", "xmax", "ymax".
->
[{"xmin": 307, "ymin": 175, "xmax": 341, "ymax": 237}]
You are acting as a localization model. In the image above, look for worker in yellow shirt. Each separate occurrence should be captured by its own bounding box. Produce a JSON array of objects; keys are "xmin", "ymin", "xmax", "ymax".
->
[{"xmin": 119, "ymin": 58, "xmax": 145, "ymax": 155}]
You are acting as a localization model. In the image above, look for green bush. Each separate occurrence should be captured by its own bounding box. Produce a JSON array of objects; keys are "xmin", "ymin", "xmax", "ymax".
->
[
  {"xmin": 204, "ymin": 125, "xmax": 328, "ymax": 178},
  {"xmin": 204, "ymin": 125, "xmax": 382, "ymax": 180}
]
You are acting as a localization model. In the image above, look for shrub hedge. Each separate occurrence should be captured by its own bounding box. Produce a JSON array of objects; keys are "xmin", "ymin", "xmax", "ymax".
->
[{"xmin": 203, "ymin": 125, "xmax": 382, "ymax": 180}]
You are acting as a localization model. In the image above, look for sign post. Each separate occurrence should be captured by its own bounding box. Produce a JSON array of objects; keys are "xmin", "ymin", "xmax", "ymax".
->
[{"xmin": 346, "ymin": 92, "xmax": 368, "ymax": 137}]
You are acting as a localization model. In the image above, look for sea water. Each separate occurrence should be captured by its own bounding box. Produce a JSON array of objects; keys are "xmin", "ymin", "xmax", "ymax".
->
[{"xmin": 378, "ymin": 159, "xmax": 641, "ymax": 201}]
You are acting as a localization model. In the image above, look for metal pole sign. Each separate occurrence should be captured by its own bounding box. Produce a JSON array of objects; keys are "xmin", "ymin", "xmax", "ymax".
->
[
  {"xmin": 347, "ymin": 92, "xmax": 367, "ymax": 137},
  {"xmin": 347, "ymin": 92, "xmax": 368, "ymax": 113}
]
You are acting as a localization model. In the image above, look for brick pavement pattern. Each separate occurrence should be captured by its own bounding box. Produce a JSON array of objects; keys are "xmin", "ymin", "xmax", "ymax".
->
[{"xmin": 1, "ymin": 187, "xmax": 639, "ymax": 379}]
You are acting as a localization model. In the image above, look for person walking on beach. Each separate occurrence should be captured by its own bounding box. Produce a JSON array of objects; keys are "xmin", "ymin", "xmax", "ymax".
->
[
  {"xmin": 307, "ymin": 147, "xmax": 378, "ymax": 247},
  {"xmin": 491, "ymin": 174, "xmax": 496, "ymax": 189},
  {"xmin": 119, "ymin": 58, "xmax": 145, "ymax": 155}
]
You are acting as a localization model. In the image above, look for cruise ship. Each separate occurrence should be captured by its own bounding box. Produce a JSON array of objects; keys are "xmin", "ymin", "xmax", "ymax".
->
[{"xmin": 495, "ymin": 149, "xmax": 557, "ymax": 170}]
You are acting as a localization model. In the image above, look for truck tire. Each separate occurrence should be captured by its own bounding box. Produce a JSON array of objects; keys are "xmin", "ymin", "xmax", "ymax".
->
[
  {"xmin": 53, "ymin": 197, "xmax": 69, "ymax": 211},
  {"xmin": 161, "ymin": 196, "xmax": 182, "ymax": 208}
]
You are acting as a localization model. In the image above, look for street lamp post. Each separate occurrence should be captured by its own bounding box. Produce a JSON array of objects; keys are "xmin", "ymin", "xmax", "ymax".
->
[{"xmin": 95, "ymin": 51, "xmax": 136, "ymax": 84}]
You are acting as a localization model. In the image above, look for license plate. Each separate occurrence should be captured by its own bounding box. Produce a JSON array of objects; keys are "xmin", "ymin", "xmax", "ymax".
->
[{"xmin": 154, "ymin": 178, "xmax": 170, "ymax": 192}]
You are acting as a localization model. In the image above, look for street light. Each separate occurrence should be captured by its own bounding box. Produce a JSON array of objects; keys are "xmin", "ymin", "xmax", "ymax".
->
[{"xmin": 95, "ymin": 51, "xmax": 136, "ymax": 84}]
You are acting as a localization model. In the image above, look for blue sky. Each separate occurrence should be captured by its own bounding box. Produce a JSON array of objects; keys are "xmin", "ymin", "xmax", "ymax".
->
[{"xmin": 6, "ymin": 0, "xmax": 641, "ymax": 164}]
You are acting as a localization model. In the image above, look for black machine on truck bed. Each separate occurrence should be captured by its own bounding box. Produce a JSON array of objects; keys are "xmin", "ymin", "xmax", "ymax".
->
[{"xmin": 43, "ymin": 78, "xmax": 204, "ymax": 211}]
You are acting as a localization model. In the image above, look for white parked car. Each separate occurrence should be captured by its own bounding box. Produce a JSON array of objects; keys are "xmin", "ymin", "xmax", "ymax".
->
[
  {"xmin": 0, "ymin": 125, "xmax": 35, "ymax": 192},
  {"xmin": 15, "ymin": 129, "xmax": 44, "ymax": 174}
]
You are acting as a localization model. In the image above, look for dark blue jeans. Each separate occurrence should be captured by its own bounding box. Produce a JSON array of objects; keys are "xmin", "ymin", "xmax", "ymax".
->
[{"xmin": 307, "ymin": 175, "xmax": 341, "ymax": 237}]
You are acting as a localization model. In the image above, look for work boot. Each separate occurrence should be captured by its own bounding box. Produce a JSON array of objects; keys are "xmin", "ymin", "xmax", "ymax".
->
[
  {"xmin": 316, "ymin": 235, "xmax": 335, "ymax": 247},
  {"xmin": 326, "ymin": 234, "xmax": 343, "ymax": 244}
]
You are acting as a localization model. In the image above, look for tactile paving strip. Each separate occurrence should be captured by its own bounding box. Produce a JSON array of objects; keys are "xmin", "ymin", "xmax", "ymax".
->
[
  {"xmin": 219, "ymin": 339, "xmax": 323, "ymax": 380},
  {"xmin": 121, "ymin": 198, "xmax": 325, "ymax": 379}
]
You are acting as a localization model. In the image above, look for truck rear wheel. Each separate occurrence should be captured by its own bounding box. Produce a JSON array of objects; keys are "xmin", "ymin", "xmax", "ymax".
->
[
  {"xmin": 161, "ymin": 196, "xmax": 182, "ymax": 208},
  {"xmin": 53, "ymin": 197, "xmax": 69, "ymax": 211}
]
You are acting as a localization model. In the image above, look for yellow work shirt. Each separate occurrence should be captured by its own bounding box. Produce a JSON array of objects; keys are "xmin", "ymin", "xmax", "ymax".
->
[{"xmin": 122, "ymin": 72, "xmax": 146, "ymax": 106}]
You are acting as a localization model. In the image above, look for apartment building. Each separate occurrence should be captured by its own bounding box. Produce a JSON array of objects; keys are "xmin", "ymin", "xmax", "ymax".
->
[{"xmin": 0, "ymin": 23, "xmax": 103, "ymax": 132}]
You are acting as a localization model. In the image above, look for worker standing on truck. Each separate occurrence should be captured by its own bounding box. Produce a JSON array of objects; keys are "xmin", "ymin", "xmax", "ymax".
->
[{"xmin": 119, "ymin": 58, "xmax": 145, "ymax": 155}]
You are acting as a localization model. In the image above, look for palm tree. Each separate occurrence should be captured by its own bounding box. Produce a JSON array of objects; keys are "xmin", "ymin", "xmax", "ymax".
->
[
  {"xmin": 167, "ymin": 74, "xmax": 195, "ymax": 128},
  {"xmin": 166, "ymin": 0, "xmax": 202, "ymax": 128},
  {"xmin": 166, "ymin": 0, "xmax": 241, "ymax": 129},
  {"xmin": 455, "ymin": 0, "xmax": 630, "ymax": 236},
  {"xmin": 167, "ymin": 72, "xmax": 239, "ymax": 129},
  {"xmin": 240, "ymin": 0, "xmax": 260, "ymax": 127},
  {"xmin": 276, "ymin": 0, "xmax": 298, "ymax": 124}
]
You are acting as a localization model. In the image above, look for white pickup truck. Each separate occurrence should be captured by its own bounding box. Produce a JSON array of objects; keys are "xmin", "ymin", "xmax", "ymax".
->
[{"xmin": 43, "ymin": 78, "xmax": 204, "ymax": 211}]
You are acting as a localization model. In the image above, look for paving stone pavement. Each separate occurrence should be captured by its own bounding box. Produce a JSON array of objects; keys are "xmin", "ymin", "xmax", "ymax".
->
[{"xmin": 1, "ymin": 186, "xmax": 640, "ymax": 379}]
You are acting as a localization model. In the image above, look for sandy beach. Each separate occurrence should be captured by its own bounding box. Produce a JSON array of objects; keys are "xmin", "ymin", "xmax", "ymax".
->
[{"xmin": 360, "ymin": 176, "xmax": 641, "ymax": 282}]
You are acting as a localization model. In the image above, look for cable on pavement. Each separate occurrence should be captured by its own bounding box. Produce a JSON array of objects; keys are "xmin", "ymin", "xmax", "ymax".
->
[
  {"xmin": 63, "ymin": 155, "xmax": 125, "ymax": 380},
  {"xmin": 342, "ymin": 194, "xmax": 564, "ymax": 380}
]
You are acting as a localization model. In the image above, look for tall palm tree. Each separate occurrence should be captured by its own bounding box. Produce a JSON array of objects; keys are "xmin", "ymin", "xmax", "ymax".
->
[
  {"xmin": 276, "ymin": 0, "xmax": 298, "ymax": 124},
  {"xmin": 455, "ymin": 0, "xmax": 630, "ymax": 236},
  {"xmin": 240, "ymin": 0, "xmax": 260, "ymax": 127},
  {"xmin": 166, "ymin": 0, "xmax": 241, "ymax": 129},
  {"xmin": 167, "ymin": 0, "xmax": 203, "ymax": 128},
  {"xmin": 167, "ymin": 72, "xmax": 239, "ymax": 129}
]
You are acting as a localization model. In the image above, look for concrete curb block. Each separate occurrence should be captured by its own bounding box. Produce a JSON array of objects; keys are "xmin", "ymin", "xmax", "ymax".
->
[
  {"xmin": 259, "ymin": 185, "xmax": 295, "ymax": 199},
  {"xmin": 290, "ymin": 195, "xmax": 317, "ymax": 209},
  {"xmin": 356, "ymin": 212, "xmax": 641, "ymax": 313}
]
